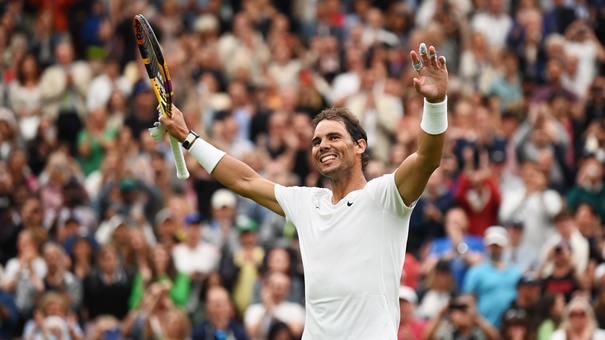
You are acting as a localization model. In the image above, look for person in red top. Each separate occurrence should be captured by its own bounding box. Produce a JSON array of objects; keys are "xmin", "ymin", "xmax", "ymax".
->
[
  {"xmin": 455, "ymin": 149, "xmax": 501, "ymax": 236},
  {"xmin": 397, "ymin": 286, "xmax": 427, "ymax": 340}
]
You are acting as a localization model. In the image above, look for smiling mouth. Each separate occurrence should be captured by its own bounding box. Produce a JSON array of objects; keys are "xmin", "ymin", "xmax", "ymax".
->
[{"xmin": 320, "ymin": 155, "xmax": 336, "ymax": 163}]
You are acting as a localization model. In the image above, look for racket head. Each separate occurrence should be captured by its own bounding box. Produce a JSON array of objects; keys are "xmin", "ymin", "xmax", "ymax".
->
[{"xmin": 133, "ymin": 14, "xmax": 174, "ymax": 118}]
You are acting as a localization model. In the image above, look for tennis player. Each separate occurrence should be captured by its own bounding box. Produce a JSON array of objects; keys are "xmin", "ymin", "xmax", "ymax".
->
[{"xmin": 160, "ymin": 43, "xmax": 448, "ymax": 339}]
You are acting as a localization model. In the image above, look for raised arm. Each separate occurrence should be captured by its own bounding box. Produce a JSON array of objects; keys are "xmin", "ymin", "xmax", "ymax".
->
[
  {"xmin": 395, "ymin": 44, "xmax": 449, "ymax": 206},
  {"xmin": 159, "ymin": 107, "xmax": 284, "ymax": 216}
]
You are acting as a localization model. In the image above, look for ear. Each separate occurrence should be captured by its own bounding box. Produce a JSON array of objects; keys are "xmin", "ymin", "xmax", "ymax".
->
[{"xmin": 356, "ymin": 139, "xmax": 367, "ymax": 156}]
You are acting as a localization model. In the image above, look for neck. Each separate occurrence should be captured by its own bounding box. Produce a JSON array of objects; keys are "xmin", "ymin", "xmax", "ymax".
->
[{"xmin": 329, "ymin": 171, "xmax": 367, "ymax": 203}]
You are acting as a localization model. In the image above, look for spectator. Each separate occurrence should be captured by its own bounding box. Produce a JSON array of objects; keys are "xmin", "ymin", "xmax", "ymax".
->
[
  {"xmin": 408, "ymin": 166, "xmax": 454, "ymax": 253},
  {"xmin": 82, "ymin": 244, "xmax": 133, "ymax": 323},
  {"xmin": 65, "ymin": 233, "xmax": 96, "ymax": 281},
  {"xmin": 128, "ymin": 243, "xmax": 190, "ymax": 309},
  {"xmin": 172, "ymin": 211, "xmax": 221, "ymax": 321},
  {"xmin": 397, "ymin": 285, "xmax": 427, "ymax": 340},
  {"xmin": 2, "ymin": 229, "xmax": 47, "ymax": 321},
  {"xmin": 41, "ymin": 243, "xmax": 82, "ymax": 312},
  {"xmin": 539, "ymin": 240, "xmax": 586, "ymax": 302},
  {"xmin": 499, "ymin": 160, "xmax": 563, "ymax": 250},
  {"xmin": 454, "ymin": 148, "xmax": 501, "ymax": 237},
  {"xmin": 39, "ymin": 40, "xmax": 91, "ymax": 151},
  {"xmin": 228, "ymin": 216, "xmax": 264, "ymax": 318},
  {"xmin": 192, "ymin": 286, "xmax": 248, "ymax": 340},
  {"xmin": 500, "ymin": 307, "xmax": 531, "ymax": 340},
  {"xmin": 503, "ymin": 220, "xmax": 540, "ymax": 273},
  {"xmin": 244, "ymin": 271, "xmax": 305, "ymax": 339},
  {"xmin": 532, "ymin": 293, "xmax": 566, "ymax": 340},
  {"xmin": 85, "ymin": 58, "xmax": 131, "ymax": 113},
  {"xmin": 0, "ymin": 288, "xmax": 18, "ymax": 339},
  {"xmin": 423, "ymin": 294, "xmax": 499, "ymax": 340},
  {"xmin": 202, "ymin": 189, "xmax": 240, "ymax": 251},
  {"xmin": 566, "ymin": 157, "xmax": 605, "ymax": 223},
  {"xmin": 551, "ymin": 296, "xmax": 605, "ymax": 339},
  {"xmin": 22, "ymin": 291, "xmax": 83, "ymax": 340},
  {"xmin": 76, "ymin": 106, "xmax": 118, "ymax": 177},
  {"xmin": 417, "ymin": 260, "xmax": 456, "ymax": 320},
  {"xmin": 346, "ymin": 67, "xmax": 403, "ymax": 163},
  {"xmin": 252, "ymin": 247, "xmax": 305, "ymax": 307},
  {"xmin": 502, "ymin": 275, "xmax": 542, "ymax": 323},
  {"xmin": 539, "ymin": 209, "xmax": 590, "ymax": 277},
  {"xmin": 463, "ymin": 226, "xmax": 523, "ymax": 327},
  {"xmin": 421, "ymin": 207, "xmax": 485, "ymax": 290},
  {"xmin": 8, "ymin": 54, "xmax": 42, "ymax": 143}
]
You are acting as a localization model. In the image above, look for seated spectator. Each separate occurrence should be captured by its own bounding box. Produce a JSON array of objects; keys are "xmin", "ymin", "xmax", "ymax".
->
[
  {"xmin": 122, "ymin": 282, "xmax": 191, "ymax": 339},
  {"xmin": 503, "ymin": 220, "xmax": 539, "ymax": 273},
  {"xmin": 417, "ymin": 260, "xmax": 456, "ymax": 320},
  {"xmin": 551, "ymin": 296, "xmax": 605, "ymax": 339},
  {"xmin": 408, "ymin": 167, "xmax": 454, "ymax": 253},
  {"xmin": 397, "ymin": 286, "xmax": 427, "ymax": 340},
  {"xmin": 85, "ymin": 315, "xmax": 122, "ymax": 340},
  {"xmin": 567, "ymin": 157, "xmax": 605, "ymax": 223},
  {"xmin": 501, "ymin": 275, "xmax": 541, "ymax": 326},
  {"xmin": 42, "ymin": 243, "xmax": 81, "ymax": 312},
  {"xmin": 244, "ymin": 271, "xmax": 305, "ymax": 339},
  {"xmin": 539, "ymin": 209, "xmax": 590, "ymax": 277},
  {"xmin": 82, "ymin": 244, "xmax": 133, "ymax": 324},
  {"xmin": 421, "ymin": 207, "xmax": 485, "ymax": 290},
  {"xmin": 22, "ymin": 291, "xmax": 84, "ymax": 340},
  {"xmin": 128, "ymin": 243, "xmax": 190, "ymax": 309},
  {"xmin": 192, "ymin": 286, "xmax": 248, "ymax": 340},
  {"xmin": 229, "ymin": 216, "xmax": 264, "ymax": 318},
  {"xmin": 202, "ymin": 189, "xmax": 240, "ymax": 252},
  {"xmin": 539, "ymin": 240, "xmax": 586, "ymax": 302},
  {"xmin": 500, "ymin": 307, "xmax": 531, "ymax": 340},
  {"xmin": 532, "ymin": 293, "xmax": 566, "ymax": 340},
  {"xmin": 0, "ymin": 288, "xmax": 17, "ymax": 339},
  {"xmin": 2, "ymin": 229, "xmax": 47, "ymax": 320},
  {"xmin": 423, "ymin": 294, "xmax": 499, "ymax": 340},
  {"xmin": 463, "ymin": 226, "xmax": 523, "ymax": 327},
  {"xmin": 252, "ymin": 247, "xmax": 305, "ymax": 306},
  {"xmin": 172, "ymin": 212, "xmax": 221, "ymax": 321},
  {"xmin": 64, "ymin": 233, "xmax": 96, "ymax": 281},
  {"xmin": 499, "ymin": 160, "xmax": 563, "ymax": 250},
  {"xmin": 594, "ymin": 285, "xmax": 605, "ymax": 330}
]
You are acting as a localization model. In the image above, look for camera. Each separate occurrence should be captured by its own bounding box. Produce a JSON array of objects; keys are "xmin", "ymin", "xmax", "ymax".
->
[{"xmin": 448, "ymin": 302, "xmax": 468, "ymax": 311}]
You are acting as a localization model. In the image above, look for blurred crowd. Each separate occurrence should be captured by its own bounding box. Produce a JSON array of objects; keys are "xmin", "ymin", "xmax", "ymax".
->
[{"xmin": 1, "ymin": 0, "xmax": 605, "ymax": 339}]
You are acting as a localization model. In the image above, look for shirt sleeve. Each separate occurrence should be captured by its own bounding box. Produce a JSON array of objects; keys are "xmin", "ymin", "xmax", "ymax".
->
[{"xmin": 364, "ymin": 173, "xmax": 414, "ymax": 218}]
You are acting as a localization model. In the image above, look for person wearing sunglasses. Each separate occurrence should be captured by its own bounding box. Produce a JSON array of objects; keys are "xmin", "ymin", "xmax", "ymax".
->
[{"xmin": 551, "ymin": 296, "xmax": 605, "ymax": 340}]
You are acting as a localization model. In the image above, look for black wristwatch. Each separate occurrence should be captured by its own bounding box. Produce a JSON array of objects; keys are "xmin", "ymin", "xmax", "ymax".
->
[{"xmin": 182, "ymin": 130, "xmax": 199, "ymax": 150}]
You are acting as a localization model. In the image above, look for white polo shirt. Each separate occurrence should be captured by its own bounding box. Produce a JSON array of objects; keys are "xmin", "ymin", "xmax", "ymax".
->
[{"xmin": 275, "ymin": 173, "xmax": 413, "ymax": 339}]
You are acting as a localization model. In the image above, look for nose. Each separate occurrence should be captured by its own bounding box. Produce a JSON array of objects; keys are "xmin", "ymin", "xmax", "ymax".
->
[{"xmin": 318, "ymin": 137, "xmax": 330, "ymax": 149}]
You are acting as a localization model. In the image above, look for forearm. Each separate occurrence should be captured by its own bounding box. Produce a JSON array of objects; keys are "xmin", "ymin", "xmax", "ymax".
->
[{"xmin": 475, "ymin": 315, "xmax": 499, "ymax": 340}]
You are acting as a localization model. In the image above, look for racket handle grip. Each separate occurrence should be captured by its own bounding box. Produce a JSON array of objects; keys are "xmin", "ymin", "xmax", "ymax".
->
[{"xmin": 169, "ymin": 135, "xmax": 190, "ymax": 180}]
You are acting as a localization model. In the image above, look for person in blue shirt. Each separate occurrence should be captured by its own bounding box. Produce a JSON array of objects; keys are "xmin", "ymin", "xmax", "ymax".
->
[
  {"xmin": 463, "ymin": 226, "xmax": 523, "ymax": 328},
  {"xmin": 422, "ymin": 207, "xmax": 485, "ymax": 290},
  {"xmin": 0, "ymin": 288, "xmax": 18, "ymax": 339},
  {"xmin": 192, "ymin": 286, "xmax": 248, "ymax": 340}
]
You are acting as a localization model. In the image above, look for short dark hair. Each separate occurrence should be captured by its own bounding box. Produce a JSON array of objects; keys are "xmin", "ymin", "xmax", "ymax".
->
[{"xmin": 311, "ymin": 107, "xmax": 370, "ymax": 171}]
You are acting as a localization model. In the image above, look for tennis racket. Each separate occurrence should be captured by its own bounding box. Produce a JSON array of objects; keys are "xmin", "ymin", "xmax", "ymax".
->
[{"xmin": 133, "ymin": 14, "xmax": 189, "ymax": 180}]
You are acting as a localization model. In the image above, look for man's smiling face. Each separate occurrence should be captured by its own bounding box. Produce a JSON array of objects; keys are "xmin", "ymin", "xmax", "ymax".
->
[{"xmin": 311, "ymin": 119, "xmax": 361, "ymax": 178}]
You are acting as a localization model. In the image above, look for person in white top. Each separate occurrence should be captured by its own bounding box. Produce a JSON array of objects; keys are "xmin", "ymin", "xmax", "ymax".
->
[
  {"xmin": 551, "ymin": 296, "xmax": 605, "ymax": 340},
  {"xmin": 159, "ymin": 42, "xmax": 449, "ymax": 339}
]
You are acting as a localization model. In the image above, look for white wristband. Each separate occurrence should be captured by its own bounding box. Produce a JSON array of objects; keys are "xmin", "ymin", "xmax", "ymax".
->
[
  {"xmin": 420, "ymin": 96, "xmax": 448, "ymax": 135},
  {"xmin": 188, "ymin": 138, "xmax": 226, "ymax": 174}
]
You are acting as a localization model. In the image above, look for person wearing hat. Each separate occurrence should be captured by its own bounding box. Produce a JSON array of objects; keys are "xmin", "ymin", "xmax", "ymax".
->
[
  {"xmin": 397, "ymin": 286, "xmax": 427, "ymax": 340},
  {"xmin": 229, "ymin": 215, "xmax": 265, "ymax": 318},
  {"xmin": 463, "ymin": 226, "xmax": 523, "ymax": 327},
  {"xmin": 202, "ymin": 189, "xmax": 240, "ymax": 251}
]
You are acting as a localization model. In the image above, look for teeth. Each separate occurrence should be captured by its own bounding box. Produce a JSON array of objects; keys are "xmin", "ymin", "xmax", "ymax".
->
[{"xmin": 321, "ymin": 155, "xmax": 336, "ymax": 163}]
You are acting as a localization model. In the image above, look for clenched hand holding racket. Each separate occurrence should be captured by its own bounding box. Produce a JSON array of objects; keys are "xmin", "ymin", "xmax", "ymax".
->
[{"xmin": 133, "ymin": 14, "xmax": 189, "ymax": 180}]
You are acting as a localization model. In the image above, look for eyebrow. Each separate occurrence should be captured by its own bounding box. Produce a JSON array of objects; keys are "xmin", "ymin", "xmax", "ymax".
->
[{"xmin": 311, "ymin": 132, "xmax": 343, "ymax": 145}]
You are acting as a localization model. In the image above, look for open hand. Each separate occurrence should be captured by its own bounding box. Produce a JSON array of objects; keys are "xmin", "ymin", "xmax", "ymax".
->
[{"xmin": 410, "ymin": 43, "xmax": 448, "ymax": 103}]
